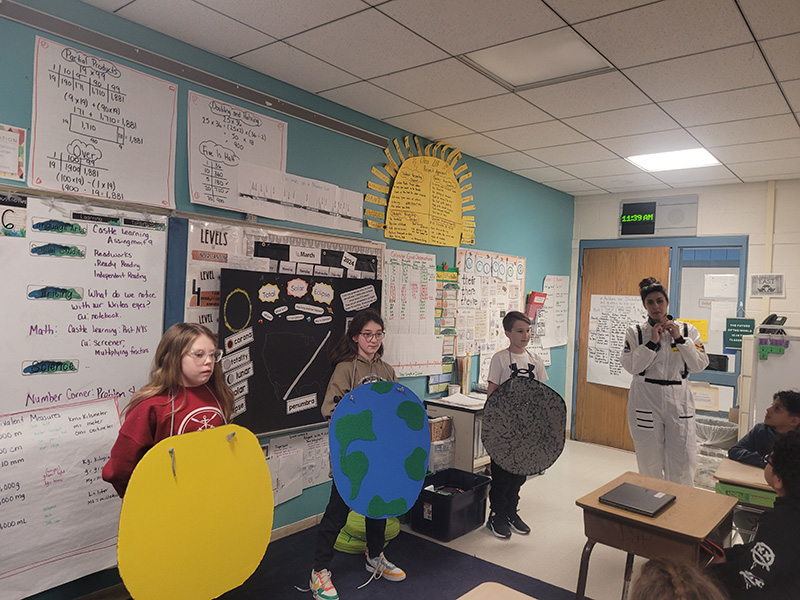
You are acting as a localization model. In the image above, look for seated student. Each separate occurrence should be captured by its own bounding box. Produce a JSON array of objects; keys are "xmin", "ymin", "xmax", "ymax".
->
[
  {"xmin": 728, "ymin": 390, "xmax": 800, "ymax": 468},
  {"xmin": 485, "ymin": 310, "xmax": 547, "ymax": 539},
  {"xmin": 631, "ymin": 558, "xmax": 728, "ymax": 600},
  {"xmin": 711, "ymin": 429, "xmax": 800, "ymax": 599}
]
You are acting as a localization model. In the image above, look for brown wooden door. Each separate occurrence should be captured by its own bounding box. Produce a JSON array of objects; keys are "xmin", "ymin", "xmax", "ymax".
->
[{"xmin": 575, "ymin": 247, "xmax": 671, "ymax": 450}]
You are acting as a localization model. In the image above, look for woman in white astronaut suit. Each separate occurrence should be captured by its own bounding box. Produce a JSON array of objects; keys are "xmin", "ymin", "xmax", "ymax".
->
[{"xmin": 620, "ymin": 278, "xmax": 709, "ymax": 486}]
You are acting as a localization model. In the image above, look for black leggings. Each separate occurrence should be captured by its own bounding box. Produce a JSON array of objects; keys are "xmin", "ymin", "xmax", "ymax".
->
[{"xmin": 312, "ymin": 482, "xmax": 386, "ymax": 571}]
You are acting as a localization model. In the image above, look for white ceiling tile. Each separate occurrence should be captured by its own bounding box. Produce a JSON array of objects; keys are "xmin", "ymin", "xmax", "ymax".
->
[
  {"xmin": 710, "ymin": 139, "xmax": 800, "ymax": 164},
  {"xmin": 372, "ymin": 59, "xmax": 508, "ymax": 109},
  {"xmin": 689, "ymin": 115, "xmax": 800, "ymax": 148},
  {"xmin": 480, "ymin": 152, "xmax": 547, "ymax": 171},
  {"xmin": 517, "ymin": 71, "xmax": 651, "ymax": 118},
  {"xmin": 565, "ymin": 104, "xmax": 679, "ymax": 140},
  {"xmin": 738, "ymin": 0, "xmax": 800, "ymax": 40},
  {"xmin": 319, "ymin": 81, "xmax": 423, "ymax": 119},
  {"xmin": 434, "ymin": 94, "xmax": 550, "ymax": 132},
  {"xmin": 669, "ymin": 177, "xmax": 742, "ymax": 188},
  {"xmin": 80, "ymin": 0, "xmax": 131, "ymax": 10},
  {"xmin": 383, "ymin": 111, "xmax": 472, "ymax": 140},
  {"xmin": 546, "ymin": 179, "xmax": 607, "ymax": 194},
  {"xmin": 524, "ymin": 141, "xmax": 619, "ymax": 165},
  {"xmin": 729, "ymin": 158, "xmax": 800, "ymax": 179},
  {"xmin": 376, "ymin": 0, "xmax": 565, "ymax": 55},
  {"xmin": 653, "ymin": 165, "xmax": 738, "ymax": 184},
  {"xmin": 660, "ymin": 85, "xmax": 791, "ymax": 127},
  {"xmin": 117, "ymin": 0, "xmax": 276, "ymax": 58},
  {"xmin": 760, "ymin": 34, "xmax": 800, "ymax": 82},
  {"xmin": 512, "ymin": 166, "xmax": 574, "ymax": 183},
  {"xmin": 288, "ymin": 10, "xmax": 447, "ymax": 79},
  {"xmin": 602, "ymin": 182, "xmax": 672, "ymax": 193},
  {"xmin": 574, "ymin": 0, "xmax": 752, "ymax": 69},
  {"xmin": 558, "ymin": 158, "xmax": 641, "ymax": 179},
  {"xmin": 584, "ymin": 172, "xmax": 667, "ymax": 190},
  {"xmin": 599, "ymin": 129, "xmax": 701, "ymax": 157},
  {"xmin": 195, "ymin": 0, "xmax": 367, "ymax": 39},
  {"xmin": 235, "ymin": 42, "xmax": 359, "ymax": 94},
  {"xmin": 484, "ymin": 121, "xmax": 587, "ymax": 151},
  {"xmin": 784, "ymin": 80, "xmax": 800, "ymax": 113},
  {"xmin": 545, "ymin": 0, "xmax": 655, "ymax": 24},
  {"xmin": 444, "ymin": 134, "xmax": 513, "ymax": 157},
  {"xmin": 623, "ymin": 44, "xmax": 774, "ymax": 102}
]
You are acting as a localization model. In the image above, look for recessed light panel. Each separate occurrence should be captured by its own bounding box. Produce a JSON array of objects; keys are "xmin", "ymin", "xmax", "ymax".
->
[{"xmin": 626, "ymin": 148, "xmax": 720, "ymax": 172}]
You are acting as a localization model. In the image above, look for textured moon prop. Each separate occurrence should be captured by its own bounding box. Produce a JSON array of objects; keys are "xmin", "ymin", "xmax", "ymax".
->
[
  {"xmin": 330, "ymin": 382, "xmax": 430, "ymax": 518},
  {"xmin": 118, "ymin": 425, "xmax": 273, "ymax": 600},
  {"xmin": 481, "ymin": 378, "xmax": 567, "ymax": 476}
]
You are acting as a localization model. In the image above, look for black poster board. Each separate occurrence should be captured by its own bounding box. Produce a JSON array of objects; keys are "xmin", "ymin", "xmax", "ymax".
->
[{"xmin": 218, "ymin": 269, "xmax": 382, "ymax": 435}]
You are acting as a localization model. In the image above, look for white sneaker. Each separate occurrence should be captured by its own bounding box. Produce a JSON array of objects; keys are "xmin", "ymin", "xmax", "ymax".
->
[
  {"xmin": 365, "ymin": 552, "xmax": 406, "ymax": 582},
  {"xmin": 310, "ymin": 568, "xmax": 339, "ymax": 600}
]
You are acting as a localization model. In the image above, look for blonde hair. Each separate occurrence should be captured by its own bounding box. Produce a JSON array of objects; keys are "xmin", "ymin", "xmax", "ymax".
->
[
  {"xmin": 123, "ymin": 323, "xmax": 234, "ymax": 420},
  {"xmin": 631, "ymin": 559, "xmax": 728, "ymax": 600}
]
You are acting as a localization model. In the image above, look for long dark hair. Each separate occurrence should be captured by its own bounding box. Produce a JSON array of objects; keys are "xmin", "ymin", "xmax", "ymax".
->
[
  {"xmin": 328, "ymin": 309, "xmax": 385, "ymax": 366},
  {"xmin": 639, "ymin": 277, "xmax": 669, "ymax": 304}
]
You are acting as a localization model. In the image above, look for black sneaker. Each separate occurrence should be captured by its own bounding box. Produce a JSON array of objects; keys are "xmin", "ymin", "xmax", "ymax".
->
[
  {"xmin": 507, "ymin": 512, "xmax": 531, "ymax": 535},
  {"xmin": 487, "ymin": 512, "xmax": 511, "ymax": 539}
]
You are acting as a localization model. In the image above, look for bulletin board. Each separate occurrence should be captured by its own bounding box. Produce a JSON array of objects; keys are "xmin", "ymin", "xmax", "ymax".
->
[
  {"xmin": 218, "ymin": 269, "xmax": 382, "ymax": 435},
  {"xmin": 455, "ymin": 248, "xmax": 525, "ymax": 357}
]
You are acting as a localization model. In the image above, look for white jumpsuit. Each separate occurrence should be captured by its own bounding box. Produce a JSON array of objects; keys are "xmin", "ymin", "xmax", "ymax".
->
[{"xmin": 620, "ymin": 319, "xmax": 709, "ymax": 485}]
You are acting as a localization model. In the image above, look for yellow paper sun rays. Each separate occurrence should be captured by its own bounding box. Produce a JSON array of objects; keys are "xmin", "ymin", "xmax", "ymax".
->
[{"xmin": 366, "ymin": 136, "xmax": 475, "ymax": 246}]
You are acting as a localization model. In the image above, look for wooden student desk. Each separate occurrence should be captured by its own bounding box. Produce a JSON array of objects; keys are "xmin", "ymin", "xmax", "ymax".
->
[
  {"xmin": 456, "ymin": 582, "xmax": 537, "ymax": 599},
  {"xmin": 575, "ymin": 471, "xmax": 737, "ymax": 600},
  {"xmin": 714, "ymin": 458, "xmax": 777, "ymax": 507}
]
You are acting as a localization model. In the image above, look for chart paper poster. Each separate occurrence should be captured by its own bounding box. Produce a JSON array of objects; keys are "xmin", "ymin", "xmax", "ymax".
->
[
  {"xmin": 0, "ymin": 196, "xmax": 167, "ymax": 416},
  {"xmin": 384, "ymin": 249, "xmax": 436, "ymax": 335},
  {"xmin": 539, "ymin": 275, "xmax": 570, "ymax": 348},
  {"xmin": 30, "ymin": 37, "xmax": 177, "ymax": 207},
  {"xmin": 0, "ymin": 124, "xmax": 26, "ymax": 181},
  {"xmin": 188, "ymin": 91, "xmax": 287, "ymax": 209},
  {"xmin": 238, "ymin": 162, "xmax": 363, "ymax": 234},
  {"xmin": 0, "ymin": 397, "xmax": 121, "ymax": 600},
  {"xmin": 586, "ymin": 294, "xmax": 645, "ymax": 389}
]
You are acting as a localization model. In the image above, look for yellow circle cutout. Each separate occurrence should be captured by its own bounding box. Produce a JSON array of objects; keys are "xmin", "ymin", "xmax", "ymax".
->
[{"xmin": 118, "ymin": 425, "xmax": 273, "ymax": 599}]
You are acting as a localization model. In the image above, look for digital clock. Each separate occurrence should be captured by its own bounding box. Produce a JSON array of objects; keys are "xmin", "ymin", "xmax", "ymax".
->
[{"xmin": 620, "ymin": 201, "xmax": 656, "ymax": 235}]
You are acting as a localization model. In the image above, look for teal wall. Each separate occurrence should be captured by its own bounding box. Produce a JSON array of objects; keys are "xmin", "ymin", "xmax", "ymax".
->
[{"xmin": 2, "ymin": 2, "xmax": 574, "ymax": 597}]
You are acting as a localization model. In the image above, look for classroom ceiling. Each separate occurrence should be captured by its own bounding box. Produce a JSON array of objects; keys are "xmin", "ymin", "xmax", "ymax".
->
[{"xmin": 82, "ymin": 0, "xmax": 800, "ymax": 196}]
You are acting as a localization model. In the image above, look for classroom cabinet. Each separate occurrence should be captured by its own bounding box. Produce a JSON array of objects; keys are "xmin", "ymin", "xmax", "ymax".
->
[{"xmin": 425, "ymin": 399, "xmax": 489, "ymax": 473}]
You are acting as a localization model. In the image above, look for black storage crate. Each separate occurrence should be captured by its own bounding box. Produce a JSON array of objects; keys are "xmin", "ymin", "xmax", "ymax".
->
[{"xmin": 409, "ymin": 468, "xmax": 491, "ymax": 541}]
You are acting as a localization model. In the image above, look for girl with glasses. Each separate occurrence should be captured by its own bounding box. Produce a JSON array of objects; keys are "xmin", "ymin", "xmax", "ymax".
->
[
  {"xmin": 310, "ymin": 309, "xmax": 405, "ymax": 600},
  {"xmin": 102, "ymin": 323, "xmax": 234, "ymax": 497}
]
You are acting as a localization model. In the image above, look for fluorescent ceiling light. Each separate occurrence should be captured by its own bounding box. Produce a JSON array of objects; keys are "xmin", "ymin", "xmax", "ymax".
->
[
  {"xmin": 626, "ymin": 148, "xmax": 720, "ymax": 172},
  {"xmin": 462, "ymin": 28, "xmax": 613, "ymax": 91}
]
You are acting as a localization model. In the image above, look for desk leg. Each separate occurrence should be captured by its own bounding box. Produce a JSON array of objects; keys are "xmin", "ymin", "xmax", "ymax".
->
[
  {"xmin": 621, "ymin": 552, "xmax": 635, "ymax": 600},
  {"xmin": 575, "ymin": 539, "xmax": 596, "ymax": 600}
]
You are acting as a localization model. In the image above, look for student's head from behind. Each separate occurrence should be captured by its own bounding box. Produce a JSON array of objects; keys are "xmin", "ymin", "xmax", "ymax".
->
[
  {"xmin": 765, "ymin": 429, "xmax": 800, "ymax": 498},
  {"xmin": 153, "ymin": 323, "xmax": 220, "ymax": 389},
  {"xmin": 502, "ymin": 310, "xmax": 531, "ymax": 352},
  {"xmin": 630, "ymin": 558, "xmax": 727, "ymax": 600},
  {"xmin": 329, "ymin": 309, "xmax": 385, "ymax": 365},
  {"xmin": 766, "ymin": 390, "xmax": 800, "ymax": 433},
  {"xmin": 639, "ymin": 277, "xmax": 670, "ymax": 323}
]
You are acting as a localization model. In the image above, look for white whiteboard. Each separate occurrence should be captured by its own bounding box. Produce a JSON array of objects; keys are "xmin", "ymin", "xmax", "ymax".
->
[
  {"xmin": 30, "ymin": 37, "xmax": 177, "ymax": 208},
  {"xmin": 750, "ymin": 332, "xmax": 800, "ymax": 427},
  {"xmin": 188, "ymin": 90, "xmax": 287, "ymax": 208},
  {"xmin": 0, "ymin": 195, "xmax": 167, "ymax": 598}
]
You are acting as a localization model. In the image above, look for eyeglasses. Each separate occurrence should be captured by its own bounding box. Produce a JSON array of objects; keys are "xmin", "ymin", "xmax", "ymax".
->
[
  {"xmin": 186, "ymin": 349, "xmax": 223, "ymax": 363},
  {"xmin": 765, "ymin": 453, "xmax": 773, "ymax": 467},
  {"xmin": 359, "ymin": 331, "xmax": 385, "ymax": 341}
]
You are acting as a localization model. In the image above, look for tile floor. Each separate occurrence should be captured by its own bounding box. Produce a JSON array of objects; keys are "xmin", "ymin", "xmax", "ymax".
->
[{"xmin": 405, "ymin": 439, "xmax": 644, "ymax": 600}]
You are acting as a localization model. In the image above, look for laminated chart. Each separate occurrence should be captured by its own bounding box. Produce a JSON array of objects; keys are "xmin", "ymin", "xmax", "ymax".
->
[
  {"xmin": 366, "ymin": 137, "xmax": 476, "ymax": 247},
  {"xmin": 188, "ymin": 91, "xmax": 287, "ymax": 209},
  {"xmin": 29, "ymin": 38, "xmax": 177, "ymax": 207}
]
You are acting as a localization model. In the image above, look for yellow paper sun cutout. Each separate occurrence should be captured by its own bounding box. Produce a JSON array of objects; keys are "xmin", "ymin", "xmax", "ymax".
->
[{"xmin": 366, "ymin": 136, "xmax": 475, "ymax": 247}]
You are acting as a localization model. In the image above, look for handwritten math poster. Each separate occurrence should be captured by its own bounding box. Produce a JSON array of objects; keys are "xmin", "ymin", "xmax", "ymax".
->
[
  {"xmin": 30, "ymin": 37, "xmax": 177, "ymax": 208},
  {"xmin": 0, "ymin": 195, "xmax": 167, "ymax": 599},
  {"xmin": 188, "ymin": 91, "xmax": 287, "ymax": 209}
]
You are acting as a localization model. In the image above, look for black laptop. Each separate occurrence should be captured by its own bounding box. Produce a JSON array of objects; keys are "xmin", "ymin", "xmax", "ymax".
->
[{"xmin": 598, "ymin": 482, "xmax": 676, "ymax": 517}]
